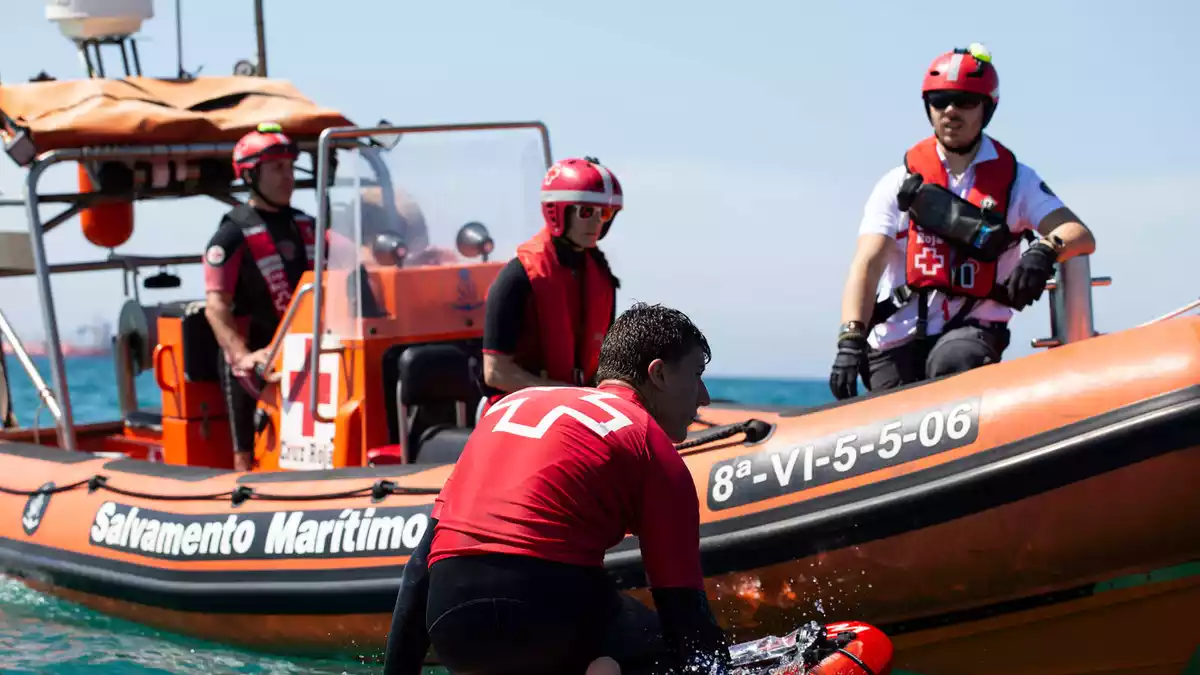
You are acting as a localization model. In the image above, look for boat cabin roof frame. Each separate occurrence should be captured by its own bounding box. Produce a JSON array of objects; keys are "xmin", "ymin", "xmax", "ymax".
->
[
  {"xmin": 4, "ymin": 136, "xmax": 384, "ymax": 451},
  {"xmin": 6, "ymin": 119, "xmax": 553, "ymax": 452}
]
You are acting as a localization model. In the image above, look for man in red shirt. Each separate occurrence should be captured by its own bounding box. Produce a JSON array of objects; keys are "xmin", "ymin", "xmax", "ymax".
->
[{"xmin": 383, "ymin": 302, "xmax": 729, "ymax": 675}]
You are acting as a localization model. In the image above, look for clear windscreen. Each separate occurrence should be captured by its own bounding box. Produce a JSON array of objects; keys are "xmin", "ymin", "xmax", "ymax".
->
[{"xmin": 311, "ymin": 125, "xmax": 549, "ymax": 340}]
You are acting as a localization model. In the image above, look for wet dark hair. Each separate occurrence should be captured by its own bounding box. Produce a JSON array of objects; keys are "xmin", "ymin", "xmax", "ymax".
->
[{"xmin": 595, "ymin": 302, "xmax": 711, "ymax": 386}]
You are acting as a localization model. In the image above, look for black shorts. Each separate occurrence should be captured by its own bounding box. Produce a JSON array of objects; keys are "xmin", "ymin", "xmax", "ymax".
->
[{"xmin": 426, "ymin": 554, "xmax": 667, "ymax": 675}]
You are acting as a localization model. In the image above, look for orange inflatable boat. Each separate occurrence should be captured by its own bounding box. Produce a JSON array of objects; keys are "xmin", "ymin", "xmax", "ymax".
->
[{"xmin": 0, "ymin": 74, "xmax": 1197, "ymax": 675}]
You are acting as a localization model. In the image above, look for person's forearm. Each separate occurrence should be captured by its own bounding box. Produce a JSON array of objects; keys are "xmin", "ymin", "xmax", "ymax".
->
[
  {"xmin": 841, "ymin": 269, "xmax": 878, "ymax": 328},
  {"xmin": 206, "ymin": 298, "xmax": 249, "ymax": 361},
  {"xmin": 484, "ymin": 356, "xmax": 569, "ymax": 392},
  {"xmin": 1044, "ymin": 221, "xmax": 1095, "ymax": 261},
  {"xmin": 841, "ymin": 254, "xmax": 888, "ymax": 329},
  {"xmin": 1036, "ymin": 207, "xmax": 1095, "ymax": 261}
]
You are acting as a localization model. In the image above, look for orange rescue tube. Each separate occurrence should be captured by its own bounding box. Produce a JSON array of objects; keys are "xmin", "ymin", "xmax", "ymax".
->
[{"xmin": 78, "ymin": 163, "xmax": 133, "ymax": 249}]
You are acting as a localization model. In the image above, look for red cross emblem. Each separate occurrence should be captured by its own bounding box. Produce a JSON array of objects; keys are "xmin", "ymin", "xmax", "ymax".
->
[
  {"xmin": 285, "ymin": 336, "xmax": 334, "ymax": 437},
  {"xmin": 915, "ymin": 247, "xmax": 945, "ymax": 276}
]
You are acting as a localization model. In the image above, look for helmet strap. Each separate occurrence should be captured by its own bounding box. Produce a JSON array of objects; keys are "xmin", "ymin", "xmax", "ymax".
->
[{"xmin": 244, "ymin": 168, "xmax": 289, "ymax": 211}]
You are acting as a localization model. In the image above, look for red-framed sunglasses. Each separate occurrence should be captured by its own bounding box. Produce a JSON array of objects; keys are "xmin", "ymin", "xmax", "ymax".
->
[{"xmin": 574, "ymin": 205, "xmax": 615, "ymax": 220}]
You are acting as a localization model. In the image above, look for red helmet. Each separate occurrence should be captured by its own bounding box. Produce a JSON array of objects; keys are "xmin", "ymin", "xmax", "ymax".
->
[
  {"xmin": 232, "ymin": 122, "xmax": 299, "ymax": 181},
  {"xmin": 540, "ymin": 157, "xmax": 623, "ymax": 239},
  {"xmin": 922, "ymin": 45, "xmax": 999, "ymax": 125}
]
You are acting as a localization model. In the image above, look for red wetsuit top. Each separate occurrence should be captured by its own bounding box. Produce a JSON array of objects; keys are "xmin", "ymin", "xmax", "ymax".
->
[{"xmin": 429, "ymin": 382, "xmax": 704, "ymax": 590}]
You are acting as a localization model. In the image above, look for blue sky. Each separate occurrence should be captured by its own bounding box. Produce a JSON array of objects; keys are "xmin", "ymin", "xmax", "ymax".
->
[{"xmin": 1, "ymin": 0, "xmax": 1197, "ymax": 377}]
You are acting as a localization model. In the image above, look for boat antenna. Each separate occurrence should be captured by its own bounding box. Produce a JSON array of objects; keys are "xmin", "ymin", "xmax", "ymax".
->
[
  {"xmin": 175, "ymin": 0, "xmax": 185, "ymax": 79},
  {"xmin": 254, "ymin": 0, "xmax": 268, "ymax": 76}
]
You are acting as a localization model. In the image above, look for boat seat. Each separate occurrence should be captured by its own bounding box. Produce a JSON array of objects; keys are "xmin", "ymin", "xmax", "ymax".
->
[
  {"xmin": 384, "ymin": 343, "xmax": 480, "ymax": 464},
  {"xmin": 156, "ymin": 300, "xmax": 222, "ymax": 384},
  {"xmin": 124, "ymin": 408, "xmax": 163, "ymax": 432},
  {"xmin": 411, "ymin": 424, "xmax": 473, "ymax": 464}
]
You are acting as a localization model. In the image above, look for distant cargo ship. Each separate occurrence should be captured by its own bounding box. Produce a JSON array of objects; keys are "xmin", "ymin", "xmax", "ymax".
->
[{"xmin": 1, "ymin": 320, "xmax": 112, "ymax": 358}]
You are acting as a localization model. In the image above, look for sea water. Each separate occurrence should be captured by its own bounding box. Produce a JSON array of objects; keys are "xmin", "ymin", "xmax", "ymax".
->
[{"xmin": 0, "ymin": 356, "xmax": 831, "ymax": 673}]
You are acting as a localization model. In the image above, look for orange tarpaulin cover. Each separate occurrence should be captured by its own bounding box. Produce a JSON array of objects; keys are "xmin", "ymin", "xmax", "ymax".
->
[{"xmin": 0, "ymin": 76, "xmax": 355, "ymax": 153}]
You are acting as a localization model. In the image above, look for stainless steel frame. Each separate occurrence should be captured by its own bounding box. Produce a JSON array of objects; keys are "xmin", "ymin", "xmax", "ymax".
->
[
  {"xmin": 309, "ymin": 121, "xmax": 553, "ymax": 422},
  {"xmin": 1030, "ymin": 256, "xmax": 1112, "ymax": 349},
  {"xmin": 0, "ymin": 309, "xmax": 63, "ymax": 424},
  {"xmin": 12, "ymin": 141, "xmax": 320, "ymax": 450}
]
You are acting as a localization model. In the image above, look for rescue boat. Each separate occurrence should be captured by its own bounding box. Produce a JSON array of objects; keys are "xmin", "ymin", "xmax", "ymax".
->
[{"xmin": 0, "ymin": 19, "xmax": 1197, "ymax": 675}]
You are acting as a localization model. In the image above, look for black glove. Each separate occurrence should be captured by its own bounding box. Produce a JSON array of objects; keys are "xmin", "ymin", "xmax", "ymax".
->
[
  {"xmin": 1005, "ymin": 240, "xmax": 1058, "ymax": 310},
  {"xmin": 829, "ymin": 335, "xmax": 867, "ymax": 400}
]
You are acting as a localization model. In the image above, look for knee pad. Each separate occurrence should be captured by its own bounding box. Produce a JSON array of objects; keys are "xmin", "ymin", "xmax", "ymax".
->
[{"xmin": 925, "ymin": 326, "xmax": 1006, "ymax": 379}]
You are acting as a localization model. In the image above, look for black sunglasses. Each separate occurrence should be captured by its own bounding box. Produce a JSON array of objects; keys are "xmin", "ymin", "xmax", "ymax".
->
[{"xmin": 926, "ymin": 92, "xmax": 985, "ymax": 111}]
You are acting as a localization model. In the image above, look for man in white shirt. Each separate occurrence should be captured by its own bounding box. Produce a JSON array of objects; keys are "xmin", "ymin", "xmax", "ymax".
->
[{"xmin": 830, "ymin": 44, "xmax": 1096, "ymax": 400}]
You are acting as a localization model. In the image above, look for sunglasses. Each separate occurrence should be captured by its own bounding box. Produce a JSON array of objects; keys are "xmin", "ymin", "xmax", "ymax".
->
[
  {"xmin": 926, "ymin": 92, "xmax": 985, "ymax": 111},
  {"xmin": 575, "ymin": 205, "xmax": 615, "ymax": 220}
]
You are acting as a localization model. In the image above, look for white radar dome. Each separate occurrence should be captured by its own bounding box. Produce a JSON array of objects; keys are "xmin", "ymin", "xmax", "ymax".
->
[{"xmin": 45, "ymin": 0, "xmax": 154, "ymax": 41}]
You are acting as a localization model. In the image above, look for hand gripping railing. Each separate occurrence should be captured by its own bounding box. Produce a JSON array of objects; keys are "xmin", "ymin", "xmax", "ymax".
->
[{"xmin": 1030, "ymin": 255, "xmax": 1112, "ymax": 349}]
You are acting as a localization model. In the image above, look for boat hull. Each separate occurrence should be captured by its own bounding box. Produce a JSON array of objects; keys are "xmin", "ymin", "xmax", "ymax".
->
[{"xmin": 0, "ymin": 318, "xmax": 1197, "ymax": 670}]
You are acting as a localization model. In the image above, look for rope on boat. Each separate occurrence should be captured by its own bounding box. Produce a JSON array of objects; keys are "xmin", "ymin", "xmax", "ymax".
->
[
  {"xmin": 0, "ymin": 418, "xmax": 771, "ymax": 505},
  {"xmin": 0, "ymin": 475, "xmax": 441, "ymax": 506},
  {"xmin": 675, "ymin": 418, "xmax": 772, "ymax": 451}
]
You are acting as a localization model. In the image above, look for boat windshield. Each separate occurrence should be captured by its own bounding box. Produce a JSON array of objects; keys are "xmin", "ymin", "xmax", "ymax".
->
[{"xmin": 300, "ymin": 125, "xmax": 550, "ymax": 341}]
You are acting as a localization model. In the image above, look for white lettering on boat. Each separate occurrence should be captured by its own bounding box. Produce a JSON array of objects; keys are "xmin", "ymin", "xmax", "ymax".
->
[
  {"xmin": 706, "ymin": 397, "xmax": 982, "ymax": 511},
  {"xmin": 88, "ymin": 502, "xmax": 430, "ymax": 561}
]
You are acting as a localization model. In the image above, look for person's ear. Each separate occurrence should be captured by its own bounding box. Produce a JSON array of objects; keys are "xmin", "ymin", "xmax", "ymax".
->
[{"xmin": 646, "ymin": 358, "xmax": 668, "ymax": 390}]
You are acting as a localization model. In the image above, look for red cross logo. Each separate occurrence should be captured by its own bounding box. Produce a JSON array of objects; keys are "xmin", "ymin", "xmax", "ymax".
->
[
  {"xmin": 285, "ymin": 336, "xmax": 333, "ymax": 437},
  {"xmin": 915, "ymin": 247, "xmax": 945, "ymax": 276}
]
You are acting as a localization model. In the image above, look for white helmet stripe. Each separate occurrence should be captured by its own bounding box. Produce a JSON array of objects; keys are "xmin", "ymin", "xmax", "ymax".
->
[
  {"xmin": 945, "ymin": 53, "xmax": 964, "ymax": 82},
  {"xmin": 592, "ymin": 162, "xmax": 614, "ymax": 197},
  {"xmin": 542, "ymin": 190, "xmax": 623, "ymax": 206}
]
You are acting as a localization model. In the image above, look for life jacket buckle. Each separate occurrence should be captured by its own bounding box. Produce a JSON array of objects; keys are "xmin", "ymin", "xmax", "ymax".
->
[{"xmin": 890, "ymin": 285, "xmax": 914, "ymax": 308}]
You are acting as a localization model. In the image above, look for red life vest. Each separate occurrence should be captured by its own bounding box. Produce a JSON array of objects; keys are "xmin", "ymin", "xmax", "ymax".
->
[
  {"xmin": 512, "ymin": 228, "xmax": 615, "ymax": 387},
  {"xmin": 230, "ymin": 205, "xmax": 317, "ymax": 317},
  {"xmin": 900, "ymin": 136, "xmax": 1017, "ymax": 300}
]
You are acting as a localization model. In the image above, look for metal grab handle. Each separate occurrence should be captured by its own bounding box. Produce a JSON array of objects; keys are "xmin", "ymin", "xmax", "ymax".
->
[
  {"xmin": 1044, "ymin": 276, "xmax": 1112, "ymax": 292},
  {"xmin": 153, "ymin": 344, "xmax": 176, "ymax": 393}
]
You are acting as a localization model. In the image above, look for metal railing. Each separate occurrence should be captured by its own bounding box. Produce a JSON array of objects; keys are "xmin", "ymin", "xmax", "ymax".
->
[
  {"xmin": 0, "ymin": 308, "xmax": 64, "ymax": 425},
  {"xmin": 12, "ymin": 141, "xmax": 332, "ymax": 451},
  {"xmin": 309, "ymin": 120, "xmax": 553, "ymax": 422},
  {"xmin": 259, "ymin": 282, "xmax": 314, "ymax": 375},
  {"xmin": 1030, "ymin": 255, "xmax": 1112, "ymax": 349}
]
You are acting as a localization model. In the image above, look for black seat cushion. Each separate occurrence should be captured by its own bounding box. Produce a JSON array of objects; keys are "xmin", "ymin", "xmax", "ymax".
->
[
  {"xmin": 380, "ymin": 339, "xmax": 485, "ymax": 447},
  {"xmin": 158, "ymin": 300, "xmax": 221, "ymax": 383},
  {"xmin": 413, "ymin": 424, "xmax": 473, "ymax": 464},
  {"xmin": 397, "ymin": 344, "xmax": 477, "ymax": 405}
]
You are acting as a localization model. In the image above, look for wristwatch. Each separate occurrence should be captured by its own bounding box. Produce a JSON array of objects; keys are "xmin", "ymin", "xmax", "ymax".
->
[
  {"xmin": 1035, "ymin": 234, "xmax": 1065, "ymax": 256},
  {"xmin": 838, "ymin": 321, "xmax": 867, "ymax": 342}
]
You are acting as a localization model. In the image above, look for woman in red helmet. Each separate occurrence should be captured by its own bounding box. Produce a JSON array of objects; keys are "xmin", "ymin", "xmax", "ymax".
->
[
  {"xmin": 830, "ymin": 44, "xmax": 1097, "ymax": 400},
  {"xmin": 479, "ymin": 156, "xmax": 623, "ymax": 408}
]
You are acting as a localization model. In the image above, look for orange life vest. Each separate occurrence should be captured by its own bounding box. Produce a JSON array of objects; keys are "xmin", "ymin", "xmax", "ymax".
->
[
  {"xmin": 899, "ymin": 135, "xmax": 1017, "ymax": 300},
  {"xmin": 514, "ymin": 228, "xmax": 615, "ymax": 386}
]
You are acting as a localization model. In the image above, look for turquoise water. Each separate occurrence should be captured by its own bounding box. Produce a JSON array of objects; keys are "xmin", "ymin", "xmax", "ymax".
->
[{"xmin": 0, "ymin": 355, "xmax": 831, "ymax": 674}]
